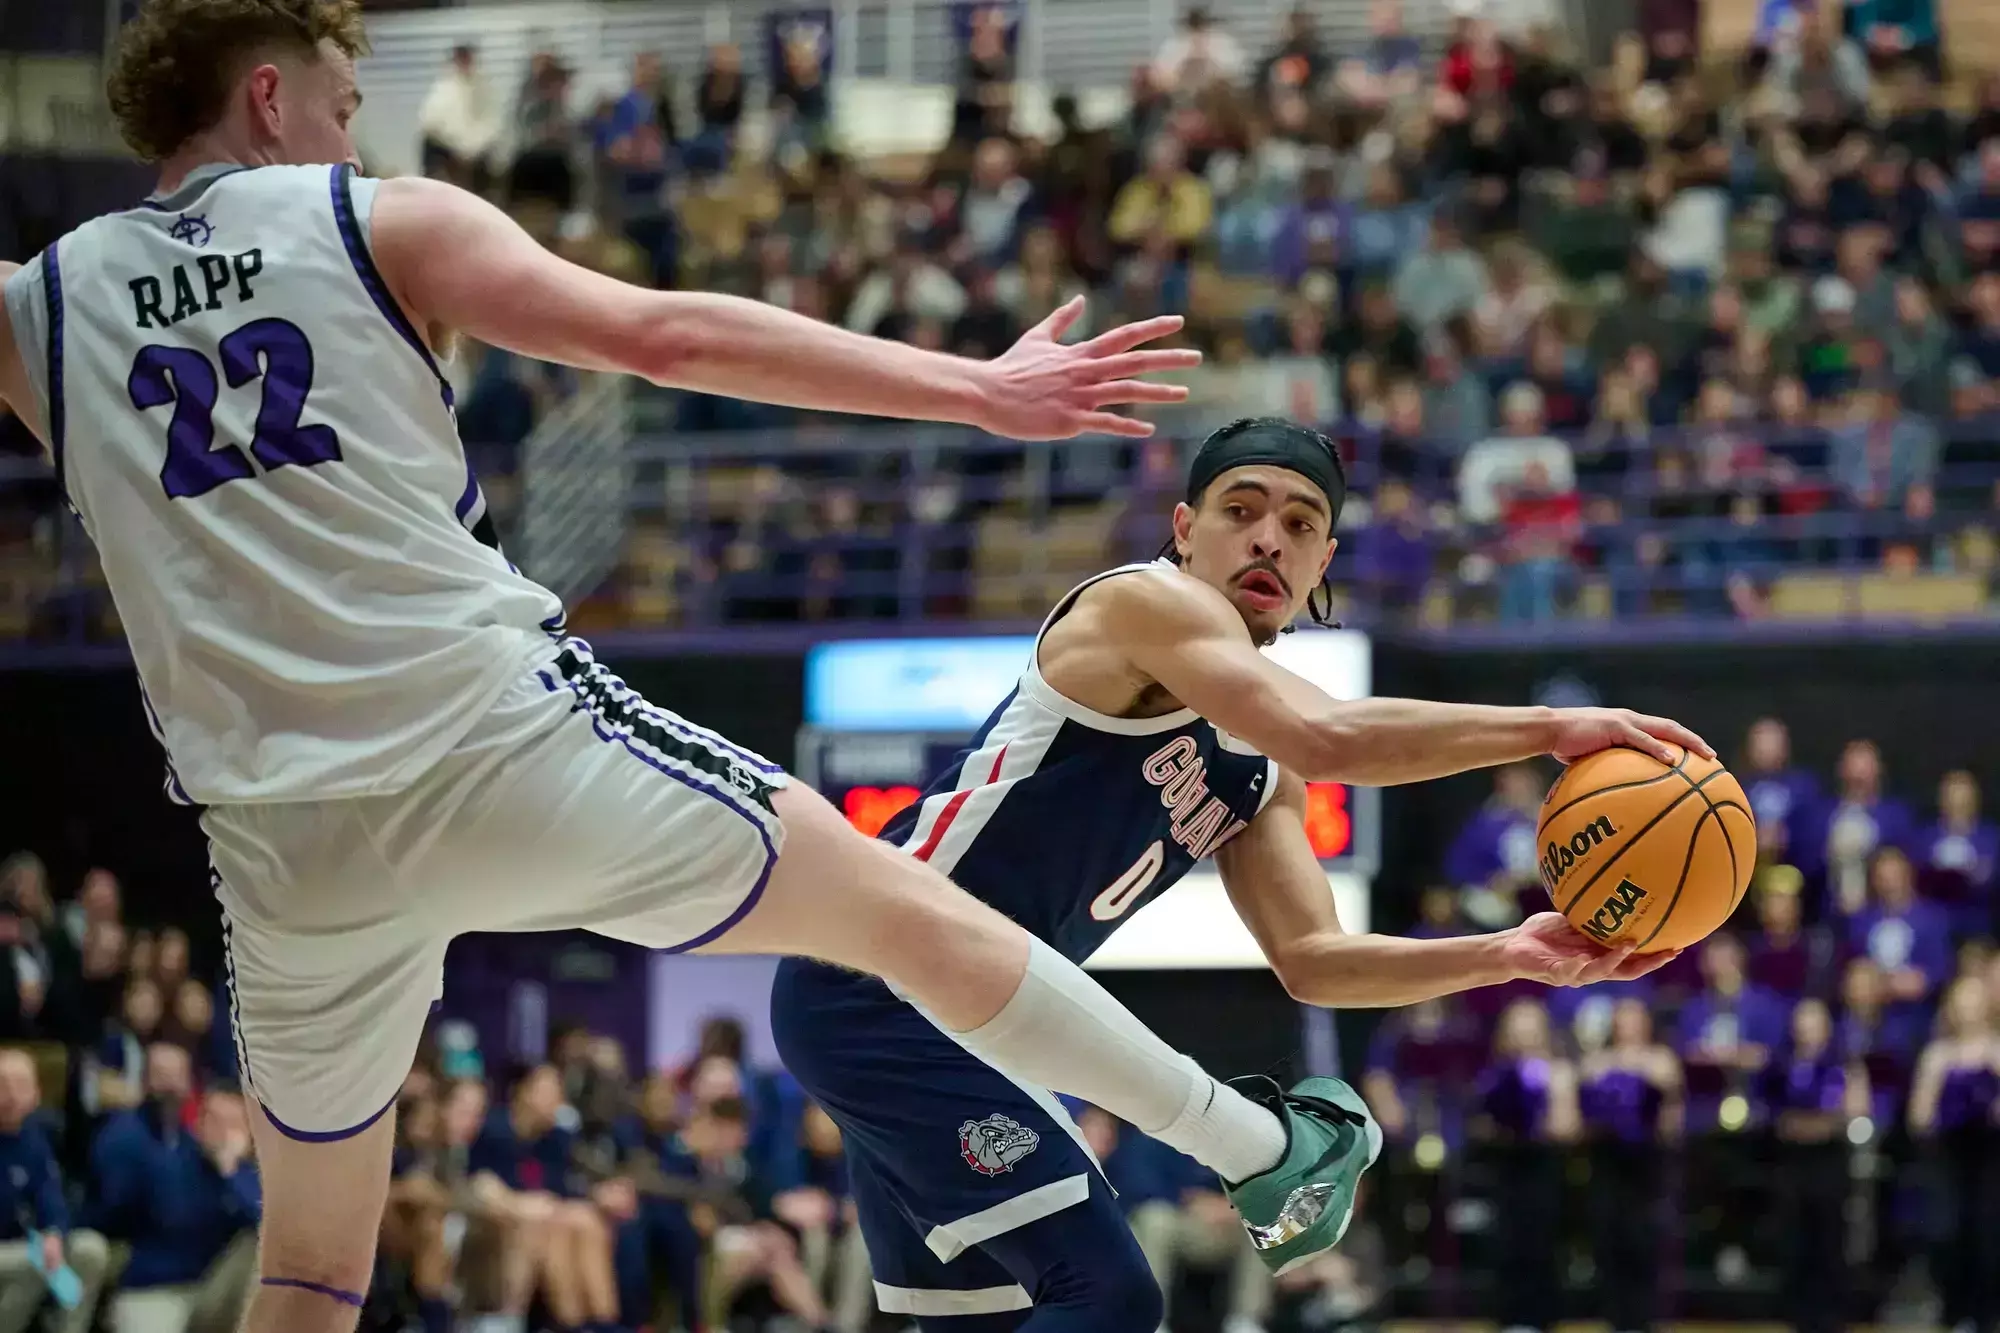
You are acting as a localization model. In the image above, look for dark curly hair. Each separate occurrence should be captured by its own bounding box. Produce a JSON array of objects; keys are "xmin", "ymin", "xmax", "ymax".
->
[{"xmin": 106, "ymin": 0, "xmax": 369, "ymax": 163}]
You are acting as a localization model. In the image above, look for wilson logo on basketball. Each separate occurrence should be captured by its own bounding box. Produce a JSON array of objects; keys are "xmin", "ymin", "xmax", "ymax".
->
[
  {"xmin": 1578, "ymin": 877, "xmax": 1649, "ymax": 943},
  {"xmin": 1538, "ymin": 815, "xmax": 1618, "ymax": 893}
]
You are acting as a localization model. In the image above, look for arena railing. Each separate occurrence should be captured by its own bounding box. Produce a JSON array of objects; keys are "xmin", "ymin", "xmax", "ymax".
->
[
  {"xmin": 0, "ymin": 412, "xmax": 1996, "ymax": 646},
  {"xmin": 606, "ymin": 411, "xmax": 2000, "ymax": 635}
]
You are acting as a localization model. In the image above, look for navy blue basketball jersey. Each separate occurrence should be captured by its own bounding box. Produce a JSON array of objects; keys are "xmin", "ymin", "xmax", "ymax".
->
[{"xmin": 878, "ymin": 562, "xmax": 1277, "ymax": 963}]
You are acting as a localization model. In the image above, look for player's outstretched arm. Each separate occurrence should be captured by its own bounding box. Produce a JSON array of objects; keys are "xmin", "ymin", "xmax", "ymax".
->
[
  {"xmin": 367, "ymin": 176, "xmax": 1196, "ymax": 440},
  {"xmin": 1101, "ymin": 569, "xmax": 1711, "ymax": 784},
  {"xmin": 1216, "ymin": 770, "xmax": 1673, "ymax": 1006}
]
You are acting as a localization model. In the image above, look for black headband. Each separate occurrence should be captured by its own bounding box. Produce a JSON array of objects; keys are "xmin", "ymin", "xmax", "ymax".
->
[{"xmin": 1185, "ymin": 417, "xmax": 1347, "ymax": 525}]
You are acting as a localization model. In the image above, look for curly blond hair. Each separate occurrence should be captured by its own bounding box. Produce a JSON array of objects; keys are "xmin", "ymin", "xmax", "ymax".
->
[{"xmin": 106, "ymin": 0, "xmax": 369, "ymax": 163}]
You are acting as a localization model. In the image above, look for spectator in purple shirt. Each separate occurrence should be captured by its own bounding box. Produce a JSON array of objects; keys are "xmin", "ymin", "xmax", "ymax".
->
[
  {"xmin": 1443, "ymin": 762, "xmax": 1546, "ymax": 930},
  {"xmin": 1270, "ymin": 153, "xmax": 1346, "ymax": 291},
  {"xmin": 1579, "ymin": 999, "xmax": 1681, "ymax": 1333},
  {"xmin": 1765, "ymin": 996, "xmax": 1868, "ymax": 1333},
  {"xmin": 1917, "ymin": 770, "xmax": 1999, "ymax": 937},
  {"xmin": 1676, "ymin": 933, "xmax": 1791, "ymax": 1129},
  {"xmin": 1361, "ymin": 997, "xmax": 1483, "ymax": 1150},
  {"xmin": 1473, "ymin": 1000, "xmax": 1576, "ymax": 1333},
  {"xmin": 1343, "ymin": 477, "xmax": 1434, "ymax": 611},
  {"xmin": 1739, "ymin": 717, "xmax": 1823, "ymax": 866},
  {"xmin": 1835, "ymin": 957, "xmax": 1924, "ymax": 1126},
  {"xmin": 1847, "ymin": 846, "xmax": 1952, "ymax": 1034},
  {"xmin": 1908, "ymin": 976, "xmax": 2000, "ymax": 1333},
  {"xmin": 1746, "ymin": 871, "xmax": 1829, "ymax": 997},
  {"xmin": 1816, "ymin": 739, "xmax": 1917, "ymax": 916}
]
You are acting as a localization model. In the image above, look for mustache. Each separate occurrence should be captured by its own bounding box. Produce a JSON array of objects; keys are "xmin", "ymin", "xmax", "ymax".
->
[{"xmin": 1232, "ymin": 559, "xmax": 1292, "ymax": 599}]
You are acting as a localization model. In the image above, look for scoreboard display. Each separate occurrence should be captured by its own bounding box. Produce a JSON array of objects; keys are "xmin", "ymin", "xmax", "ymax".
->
[{"xmin": 797, "ymin": 631, "xmax": 1379, "ymax": 968}]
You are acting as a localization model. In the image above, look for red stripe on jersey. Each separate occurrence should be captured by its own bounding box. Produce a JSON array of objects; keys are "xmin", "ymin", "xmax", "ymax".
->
[{"xmin": 911, "ymin": 744, "xmax": 1010, "ymax": 863}]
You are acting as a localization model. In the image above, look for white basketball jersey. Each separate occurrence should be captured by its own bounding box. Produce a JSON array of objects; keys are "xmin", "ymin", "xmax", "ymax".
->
[{"xmin": 0, "ymin": 163, "xmax": 566, "ymax": 804}]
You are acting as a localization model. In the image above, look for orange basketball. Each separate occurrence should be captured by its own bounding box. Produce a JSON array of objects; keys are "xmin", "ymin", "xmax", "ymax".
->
[{"xmin": 1536, "ymin": 746, "xmax": 1757, "ymax": 954}]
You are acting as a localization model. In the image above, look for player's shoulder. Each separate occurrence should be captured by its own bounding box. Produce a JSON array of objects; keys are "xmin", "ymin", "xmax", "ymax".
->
[
  {"xmin": 199, "ymin": 161, "xmax": 347, "ymax": 204},
  {"xmin": 1069, "ymin": 560, "xmax": 1242, "ymax": 637}
]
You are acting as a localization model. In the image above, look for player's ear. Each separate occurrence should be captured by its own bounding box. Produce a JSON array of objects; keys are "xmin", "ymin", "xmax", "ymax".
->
[
  {"xmin": 1318, "ymin": 536, "xmax": 1338, "ymax": 579},
  {"xmin": 244, "ymin": 64, "xmax": 285, "ymax": 139},
  {"xmin": 1170, "ymin": 501, "xmax": 1196, "ymax": 561}
]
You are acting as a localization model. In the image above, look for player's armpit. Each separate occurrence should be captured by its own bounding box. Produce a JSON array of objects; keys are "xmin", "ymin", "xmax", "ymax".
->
[{"xmin": 1216, "ymin": 768, "xmax": 1516, "ymax": 1007}]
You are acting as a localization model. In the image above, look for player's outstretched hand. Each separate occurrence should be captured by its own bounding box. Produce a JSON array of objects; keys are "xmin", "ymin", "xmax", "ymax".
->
[
  {"xmin": 1502, "ymin": 912, "xmax": 1682, "ymax": 988},
  {"xmin": 975, "ymin": 298, "xmax": 1201, "ymax": 440},
  {"xmin": 1546, "ymin": 707, "xmax": 1714, "ymax": 767}
]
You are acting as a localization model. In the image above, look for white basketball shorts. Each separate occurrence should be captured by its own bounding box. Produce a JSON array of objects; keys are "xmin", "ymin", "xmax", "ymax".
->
[{"xmin": 204, "ymin": 639, "xmax": 788, "ymax": 1140}]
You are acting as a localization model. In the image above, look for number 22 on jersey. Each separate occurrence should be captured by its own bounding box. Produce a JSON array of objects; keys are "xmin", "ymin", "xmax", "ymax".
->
[{"xmin": 128, "ymin": 317, "xmax": 341, "ymax": 499}]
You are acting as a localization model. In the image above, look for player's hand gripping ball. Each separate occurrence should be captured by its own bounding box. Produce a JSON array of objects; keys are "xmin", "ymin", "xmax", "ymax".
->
[{"xmin": 1538, "ymin": 746, "xmax": 1757, "ymax": 953}]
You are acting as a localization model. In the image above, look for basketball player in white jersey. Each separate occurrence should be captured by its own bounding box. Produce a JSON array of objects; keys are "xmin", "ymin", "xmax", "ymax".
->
[{"xmin": 0, "ymin": 3, "xmax": 1425, "ymax": 1329}]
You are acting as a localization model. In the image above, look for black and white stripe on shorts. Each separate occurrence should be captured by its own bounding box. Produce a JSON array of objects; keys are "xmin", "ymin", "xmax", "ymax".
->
[
  {"xmin": 215, "ymin": 871, "xmax": 256, "ymax": 1097},
  {"xmin": 544, "ymin": 643, "xmax": 785, "ymax": 835}
]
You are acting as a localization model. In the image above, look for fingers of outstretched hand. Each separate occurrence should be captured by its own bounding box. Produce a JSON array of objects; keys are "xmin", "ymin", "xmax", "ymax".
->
[
  {"xmin": 1616, "ymin": 948, "xmax": 1681, "ymax": 980},
  {"xmin": 1087, "ymin": 379, "xmax": 1189, "ymax": 407},
  {"xmin": 1572, "ymin": 943, "xmax": 1638, "ymax": 986},
  {"xmin": 1079, "ymin": 315, "xmax": 1185, "ymax": 357},
  {"xmin": 1633, "ymin": 713, "xmax": 1714, "ymax": 760},
  {"xmin": 1076, "ymin": 348, "xmax": 1204, "ymax": 381},
  {"xmin": 1071, "ymin": 411, "xmax": 1156, "ymax": 438},
  {"xmin": 1029, "ymin": 296, "xmax": 1087, "ymax": 342}
]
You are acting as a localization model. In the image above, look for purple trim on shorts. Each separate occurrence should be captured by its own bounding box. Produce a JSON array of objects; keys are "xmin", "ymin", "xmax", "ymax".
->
[
  {"xmin": 217, "ymin": 889, "xmax": 257, "ymax": 1099},
  {"xmin": 537, "ymin": 667, "xmax": 779, "ymax": 954},
  {"xmin": 259, "ymin": 1092, "xmax": 397, "ymax": 1144},
  {"xmin": 261, "ymin": 1278, "xmax": 366, "ymax": 1308},
  {"xmin": 656, "ymin": 850, "xmax": 776, "ymax": 954}
]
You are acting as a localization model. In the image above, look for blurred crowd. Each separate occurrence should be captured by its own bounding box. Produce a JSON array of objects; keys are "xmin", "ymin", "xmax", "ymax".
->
[
  {"xmin": 0, "ymin": 858, "xmax": 259, "ymax": 1333},
  {"xmin": 397, "ymin": 0, "xmax": 2000, "ymax": 632},
  {"xmin": 0, "ymin": 872, "xmax": 1308, "ymax": 1333},
  {"xmin": 5, "ymin": 0, "xmax": 2000, "ymax": 633},
  {"xmin": 358, "ymin": 1016, "xmax": 1375, "ymax": 1333},
  {"xmin": 1366, "ymin": 714, "xmax": 2000, "ymax": 1329}
]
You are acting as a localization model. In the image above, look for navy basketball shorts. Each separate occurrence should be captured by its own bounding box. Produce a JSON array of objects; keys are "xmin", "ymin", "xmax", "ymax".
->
[
  {"xmin": 207, "ymin": 640, "xmax": 788, "ymax": 1141},
  {"xmin": 772, "ymin": 957, "xmax": 1113, "ymax": 1321}
]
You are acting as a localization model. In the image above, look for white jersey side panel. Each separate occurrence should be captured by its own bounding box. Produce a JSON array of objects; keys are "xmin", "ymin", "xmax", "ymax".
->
[{"xmin": 30, "ymin": 163, "xmax": 564, "ymax": 803}]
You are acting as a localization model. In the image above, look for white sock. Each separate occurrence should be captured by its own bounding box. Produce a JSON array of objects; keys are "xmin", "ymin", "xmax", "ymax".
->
[{"xmin": 944, "ymin": 937, "xmax": 1287, "ymax": 1182}]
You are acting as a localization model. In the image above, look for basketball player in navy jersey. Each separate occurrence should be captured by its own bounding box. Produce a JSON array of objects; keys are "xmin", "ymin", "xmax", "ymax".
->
[{"xmin": 772, "ymin": 417, "xmax": 1704, "ymax": 1330}]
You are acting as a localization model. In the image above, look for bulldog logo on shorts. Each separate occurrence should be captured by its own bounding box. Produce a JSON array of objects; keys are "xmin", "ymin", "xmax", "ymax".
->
[{"xmin": 958, "ymin": 1114, "xmax": 1040, "ymax": 1176}]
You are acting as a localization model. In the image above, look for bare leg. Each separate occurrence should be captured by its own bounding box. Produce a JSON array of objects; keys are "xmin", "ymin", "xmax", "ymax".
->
[
  {"xmin": 710, "ymin": 786, "xmax": 1029, "ymax": 1028},
  {"xmin": 707, "ymin": 785, "xmax": 1286, "ymax": 1182},
  {"xmin": 537, "ymin": 1206, "xmax": 590, "ymax": 1329},
  {"xmin": 239, "ymin": 1099, "xmax": 394, "ymax": 1333},
  {"xmin": 760, "ymin": 1224, "xmax": 831, "ymax": 1327},
  {"xmin": 569, "ymin": 1205, "xmax": 620, "ymax": 1325}
]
